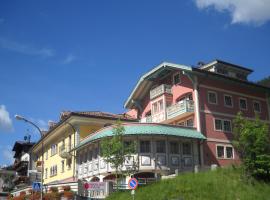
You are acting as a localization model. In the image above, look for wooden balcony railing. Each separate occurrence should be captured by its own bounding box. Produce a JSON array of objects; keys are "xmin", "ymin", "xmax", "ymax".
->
[
  {"xmin": 167, "ymin": 100, "xmax": 194, "ymax": 120},
  {"xmin": 150, "ymin": 84, "xmax": 172, "ymax": 99}
]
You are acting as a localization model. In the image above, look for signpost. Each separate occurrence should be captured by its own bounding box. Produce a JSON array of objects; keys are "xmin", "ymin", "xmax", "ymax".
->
[
  {"xmin": 128, "ymin": 178, "xmax": 138, "ymax": 200},
  {"xmin": 32, "ymin": 182, "xmax": 41, "ymax": 192}
]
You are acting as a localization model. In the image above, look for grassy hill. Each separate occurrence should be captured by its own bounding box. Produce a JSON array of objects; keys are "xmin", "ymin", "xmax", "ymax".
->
[{"xmin": 106, "ymin": 167, "xmax": 270, "ymax": 200}]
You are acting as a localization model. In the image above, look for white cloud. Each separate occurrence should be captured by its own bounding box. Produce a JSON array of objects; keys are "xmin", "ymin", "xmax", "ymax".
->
[
  {"xmin": 62, "ymin": 54, "xmax": 76, "ymax": 64},
  {"xmin": 0, "ymin": 105, "xmax": 13, "ymax": 132},
  {"xmin": 195, "ymin": 0, "xmax": 270, "ymax": 26},
  {"xmin": 0, "ymin": 37, "xmax": 55, "ymax": 57}
]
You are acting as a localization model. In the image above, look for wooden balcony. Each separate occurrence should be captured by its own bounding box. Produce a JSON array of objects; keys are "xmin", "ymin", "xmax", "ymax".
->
[
  {"xmin": 59, "ymin": 144, "xmax": 72, "ymax": 159},
  {"xmin": 150, "ymin": 84, "xmax": 172, "ymax": 100},
  {"xmin": 166, "ymin": 100, "xmax": 194, "ymax": 120}
]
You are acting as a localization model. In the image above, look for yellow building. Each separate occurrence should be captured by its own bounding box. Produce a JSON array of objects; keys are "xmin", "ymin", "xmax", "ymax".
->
[{"xmin": 30, "ymin": 111, "xmax": 136, "ymax": 192}]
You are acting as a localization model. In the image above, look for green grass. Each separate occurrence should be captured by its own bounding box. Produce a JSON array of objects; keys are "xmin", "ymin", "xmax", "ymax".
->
[{"xmin": 106, "ymin": 167, "xmax": 270, "ymax": 200}]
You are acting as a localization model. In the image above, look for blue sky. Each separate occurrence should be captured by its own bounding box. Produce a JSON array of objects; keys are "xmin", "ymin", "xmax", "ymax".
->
[{"xmin": 0, "ymin": 0, "xmax": 270, "ymax": 165}]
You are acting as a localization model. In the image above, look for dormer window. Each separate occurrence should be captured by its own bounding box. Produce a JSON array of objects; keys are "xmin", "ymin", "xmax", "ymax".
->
[{"xmin": 173, "ymin": 73, "xmax": 181, "ymax": 85}]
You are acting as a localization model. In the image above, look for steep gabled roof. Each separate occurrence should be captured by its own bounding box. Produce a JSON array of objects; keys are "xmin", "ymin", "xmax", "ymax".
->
[{"xmin": 124, "ymin": 62, "xmax": 192, "ymax": 109}]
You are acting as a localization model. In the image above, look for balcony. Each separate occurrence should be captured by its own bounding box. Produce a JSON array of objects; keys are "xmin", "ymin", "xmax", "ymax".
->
[
  {"xmin": 150, "ymin": 84, "xmax": 172, "ymax": 100},
  {"xmin": 167, "ymin": 100, "xmax": 194, "ymax": 120},
  {"xmin": 13, "ymin": 160, "xmax": 28, "ymax": 172},
  {"xmin": 140, "ymin": 116, "xmax": 152, "ymax": 123},
  {"xmin": 13, "ymin": 176, "xmax": 30, "ymax": 186},
  {"xmin": 59, "ymin": 144, "xmax": 72, "ymax": 159}
]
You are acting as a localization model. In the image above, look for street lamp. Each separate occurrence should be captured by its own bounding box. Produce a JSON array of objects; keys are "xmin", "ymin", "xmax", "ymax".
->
[{"xmin": 15, "ymin": 114, "xmax": 44, "ymax": 200}]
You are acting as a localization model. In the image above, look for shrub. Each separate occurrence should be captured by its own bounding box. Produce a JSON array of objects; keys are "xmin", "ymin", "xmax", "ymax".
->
[
  {"xmin": 49, "ymin": 187, "xmax": 59, "ymax": 193},
  {"xmin": 62, "ymin": 185, "xmax": 71, "ymax": 191},
  {"xmin": 63, "ymin": 191, "xmax": 74, "ymax": 199},
  {"xmin": 44, "ymin": 192, "xmax": 60, "ymax": 200},
  {"xmin": 233, "ymin": 112, "xmax": 270, "ymax": 181}
]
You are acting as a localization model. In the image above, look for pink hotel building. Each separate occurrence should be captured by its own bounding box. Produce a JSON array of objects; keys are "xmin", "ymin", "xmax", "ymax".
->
[{"xmin": 125, "ymin": 59, "xmax": 270, "ymax": 167}]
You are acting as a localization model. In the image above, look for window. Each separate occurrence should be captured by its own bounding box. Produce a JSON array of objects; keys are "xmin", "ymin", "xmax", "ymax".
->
[
  {"xmin": 124, "ymin": 141, "xmax": 136, "ymax": 153},
  {"xmin": 223, "ymin": 120, "xmax": 232, "ymax": 132},
  {"xmin": 183, "ymin": 143, "xmax": 191, "ymax": 155},
  {"xmin": 158, "ymin": 100, "xmax": 164, "ymax": 111},
  {"xmin": 93, "ymin": 148, "xmax": 98, "ymax": 159},
  {"xmin": 51, "ymin": 144, "xmax": 58, "ymax": 156},
  {"xmin": 156, "ymin": 141, "xmax": 166, "ymax": 153},
  {"xmin": 45, "ymin": 151, "xmax": 48, "ymax": 160},
  {"xmin": 50, "ymin": 165, "xmax": 57, "ymax": 176},
  {"xmin": 152, "ymin": 100, "xmax": 163, "ymax": 114},
  {"xmin": 67, "ymin": 158, "xmax": 72, "ymax": 170},
  {"xmin": 224, "ymin": 95, "xmax": 233, "ymax": 107},
  {"xmin": 140, "ymin": 141, "xmax": 151, "ymax": 153},
  {"xmin": 226, "ymin": 147, "xmax": 233, "ymax": 159},
  {"xmin": 88, "ymin": 150, "xmax": 92, "ymax": 161},
  {"xmin": 239, "ymin": 98, "xmax": 247, "ymax": 110},
  {"xmin": 153, "ymin": 102, "xmax": 158, "ymax": 114},
  {"xmin": 214, "ymin": 119, "xmax": 223, "ymax": 131},
  {"xmin": 170, "ymin": 142, "xmax": 179, "ymax": 154},
  {"xmin": 216, "ymin": 145, "xmax": 234, "ymax": 159},
  {"xmin": 217, "ymin": 146, "xmax": 224, "ymax": 158},
  {"xmin": 83, "ymin": 152, "xmax": 87, "ymax": 163},
  {"xmin": 253, "ymin": 101, "xmax": 261, "ymax": 112},
  {"xmin": 178, "ymin": 121, "xmax": 185, "ymax": 126},
  {"xmin": 173, "ymin": 73, "xmax": 181, "ymax": 85},
  {"xmin": 186, "ymin": 119, "xmax": 194, "ymax": 127},
  {"xmin": 61, "ymin": 160, "xmax": 65, "ymax": 173},
  {"xmin": 214, "ymin": 119, "xmax": 232, "ymax": 133},
  {"xmin": 78, "ymin": 154, "xmax": 82, "ymax": 164},
  {"xmin": 208, "ymin": 91, "xmax": 218, "ymax": 104}
]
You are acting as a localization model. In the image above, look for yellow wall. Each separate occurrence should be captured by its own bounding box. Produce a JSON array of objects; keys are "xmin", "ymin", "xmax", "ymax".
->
[
  {"xmin": 38, "ymin": 124, "xmax": 102, "ymax": 184},
  {"xmin": 42, "ymin": 132, "xmax": 75, "ymax": 184}
]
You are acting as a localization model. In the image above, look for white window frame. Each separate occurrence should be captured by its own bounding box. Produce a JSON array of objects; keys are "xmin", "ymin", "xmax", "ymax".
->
[
  {"xmin": 208, "ymin": 91, "xmax": 218, "ymax": 105},
  {"xmin": 51, "ymin": 144, "xmax": 58, "ymax": 156},
  {"xmin": 172, "ymin": 72, "xmax": 181, "ymax": 85},
  {"xmin": 253, "ymin": 100, "xmax": 261, "ymax": 113},
  {"xmin": 239, "ymin": 97, "xmax": 247, "ymax": 110},
  {"xmin": 214, "ymin": 118, "xmax": 223, "ymax": 131},
  {"xmin": 186, "ymin": 118, "xmax": 194, "ymax": 127},
  {"xmin": 216, "ymin": 144, "xmax": 234, "ymax": 159},
  {"xmin": 224, "ymin": 94, "xmax": 233, "ymax": 108},
  {"xmin": 214, "ymin": 118, "xmax": 232, "ymax": 133}
]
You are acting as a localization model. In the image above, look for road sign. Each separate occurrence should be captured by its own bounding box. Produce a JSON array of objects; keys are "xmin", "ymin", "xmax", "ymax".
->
[
  {"xmin": 32, "ymin": 182, "xmax": 41, "ymax": 191},
  {"xmin": 128, "ymin": 178, "xmax": 138, "ymax": 190}
]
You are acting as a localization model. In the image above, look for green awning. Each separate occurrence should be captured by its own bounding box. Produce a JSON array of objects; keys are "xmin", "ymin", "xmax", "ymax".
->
[{"xmin": 76, "ymin": 123, "xmax": 206, "ymax": 150}]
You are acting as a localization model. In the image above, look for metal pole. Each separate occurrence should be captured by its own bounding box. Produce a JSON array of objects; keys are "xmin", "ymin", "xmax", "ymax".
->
[{"xmin": 15, "ymin": 115, "xmax": 44, "ymax": 200}]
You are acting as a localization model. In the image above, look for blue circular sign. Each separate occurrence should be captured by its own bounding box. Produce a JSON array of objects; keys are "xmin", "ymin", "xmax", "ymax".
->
[{"xmin": 128, "ymin": 178, "xmax": 138, "ymax": 190}]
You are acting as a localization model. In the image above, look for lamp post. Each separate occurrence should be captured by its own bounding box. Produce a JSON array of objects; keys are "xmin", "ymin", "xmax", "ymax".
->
[{"xmin": 15, "ymin": 114, "xmax": 44, "ymax": 200}]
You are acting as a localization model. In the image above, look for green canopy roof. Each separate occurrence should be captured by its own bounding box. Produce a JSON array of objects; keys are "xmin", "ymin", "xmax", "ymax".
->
[{"xmin": 76, "ymin": 123, "xmax": 206, "ymax": 150}]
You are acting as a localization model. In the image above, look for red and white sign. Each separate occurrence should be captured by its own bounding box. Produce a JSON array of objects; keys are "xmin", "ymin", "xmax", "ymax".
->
[
  {"xmin": 84, "ymin": 182, "xmax": 106, "ymax": 191},
  {"xmin": 128, "ymin": 178, "xmax": 138, "ymax": 190}
]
